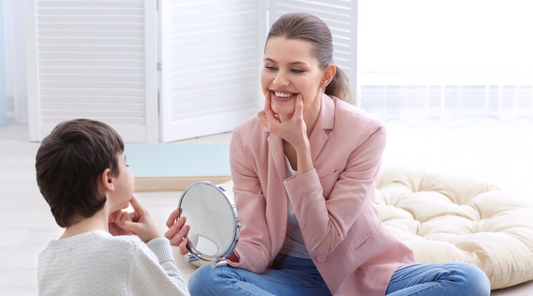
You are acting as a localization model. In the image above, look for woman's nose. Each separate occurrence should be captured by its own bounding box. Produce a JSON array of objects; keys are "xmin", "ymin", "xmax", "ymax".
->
[{"xmin": 273, "ymin": 72, "xmax": 289, "ymax": 87}]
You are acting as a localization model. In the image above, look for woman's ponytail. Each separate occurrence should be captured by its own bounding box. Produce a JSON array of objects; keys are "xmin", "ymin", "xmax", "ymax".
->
[{"xmin": 325, "ymin": 67, "xmax": 355, "ymax": 104}]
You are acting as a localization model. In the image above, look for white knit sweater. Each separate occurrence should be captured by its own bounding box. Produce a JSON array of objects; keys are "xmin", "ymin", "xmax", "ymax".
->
[{"xmin": 38, "ymin": 230, "xmax": 190, "ymax": 296}]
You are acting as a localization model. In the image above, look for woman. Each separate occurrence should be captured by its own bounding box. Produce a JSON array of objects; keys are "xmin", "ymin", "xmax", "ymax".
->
[{"xmin": 170, "ymin": 12, "xmax": 491, "ymax": 296}]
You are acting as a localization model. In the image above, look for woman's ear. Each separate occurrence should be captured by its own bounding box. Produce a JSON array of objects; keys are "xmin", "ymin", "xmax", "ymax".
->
[
  {"xmin": 320, "ymin": 64, "xmax": 337, "ymax": 88},
  {"xmin": 98, "ymin": 168, "xmax": 115, "ymax": 192}
]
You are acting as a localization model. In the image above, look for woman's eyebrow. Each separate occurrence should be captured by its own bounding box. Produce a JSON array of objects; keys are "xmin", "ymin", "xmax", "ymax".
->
[{"xmin": 265, "ymin": 57, "xmax": 307, "ymax": 66}]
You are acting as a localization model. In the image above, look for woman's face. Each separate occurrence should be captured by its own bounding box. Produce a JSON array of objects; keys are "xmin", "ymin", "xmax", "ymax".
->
[{"xmin": 261, "ymin": 37, "xmax": 325, "ymax": 120}]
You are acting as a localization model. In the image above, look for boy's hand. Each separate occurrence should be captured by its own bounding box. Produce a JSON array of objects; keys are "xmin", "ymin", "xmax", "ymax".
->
[
  {"xmin": 165, "ymin": 208, "xmax": 190, "ymax": 255},
  {"xmin": 108, "ymin": 210, "xmax": 135, "ymax": 236},
  {"xmin": 118, "ymin": 196, "xmax": 161, "ymax": 243}
]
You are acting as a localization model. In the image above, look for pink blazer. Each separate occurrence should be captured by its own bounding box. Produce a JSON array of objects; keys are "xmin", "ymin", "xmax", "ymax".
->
[{"xmin": 228, "ymin": 94, "xmax": 416, "ymax": 296}]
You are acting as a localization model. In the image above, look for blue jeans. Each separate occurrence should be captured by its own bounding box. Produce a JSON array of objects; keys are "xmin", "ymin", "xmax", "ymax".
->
[
  {"xmin": 189, "ymin": 254, "xmax": 331, "ymax": 296},
  {"xmin": 386, "ymin": 263, "xmax": 491, "ymax": 296},
  {"xmin": 188, "ymin": 255, "xmax": 491, "ymax": 296}
]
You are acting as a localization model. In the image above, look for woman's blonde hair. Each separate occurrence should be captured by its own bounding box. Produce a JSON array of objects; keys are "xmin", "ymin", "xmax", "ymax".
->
[{"xmin": 266, "ymin": 12, "xmax": 354, "ymax": 104}]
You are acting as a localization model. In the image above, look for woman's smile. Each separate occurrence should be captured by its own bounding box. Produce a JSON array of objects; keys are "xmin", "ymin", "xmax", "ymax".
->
[{"xmin": 271, "ymin": 89, "xmax": 299, "ymax": 102}]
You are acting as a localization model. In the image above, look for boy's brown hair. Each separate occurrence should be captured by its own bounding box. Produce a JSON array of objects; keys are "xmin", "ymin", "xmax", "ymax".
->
[{"xmin": 35, "ymin": 119, "xmax": 124, "ymax": 228}]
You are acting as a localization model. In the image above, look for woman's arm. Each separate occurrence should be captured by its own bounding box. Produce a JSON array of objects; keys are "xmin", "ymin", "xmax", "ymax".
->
[
  {"xmin": 285, "ymin": 125, "xmax": 387, "ymax": 257},
  {"xmin": 258, "ymin": 93, "xmax": 314, "ymax": 176}
]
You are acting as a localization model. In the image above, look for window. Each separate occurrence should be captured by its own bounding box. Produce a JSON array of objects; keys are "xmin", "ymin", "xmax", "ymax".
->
[{"xmin": 358, "ymin": 0, "xmax": 533, "ymax": 123}]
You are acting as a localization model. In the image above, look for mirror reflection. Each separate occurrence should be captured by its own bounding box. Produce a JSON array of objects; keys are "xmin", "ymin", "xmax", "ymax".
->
[{"xmin": 179, "ymin": 182, "xmax": 238, "ymax": 260}]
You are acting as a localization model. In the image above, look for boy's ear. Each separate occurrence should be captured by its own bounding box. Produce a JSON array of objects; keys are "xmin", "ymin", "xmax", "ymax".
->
[{"xmin": 99, "ymin": 168, "xmax": 115, "ymax": 192}]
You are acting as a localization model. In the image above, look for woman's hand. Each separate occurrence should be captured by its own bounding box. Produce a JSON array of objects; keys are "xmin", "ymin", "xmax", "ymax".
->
[
  {"xmin": 258, "ymin": 90, "xmax": 314, "ymax": 175},
  {"xmin": 257, "ymin": 90, "xmax": 309, "ymax": 151},
  {"xmin": 114, "ymin": 196, "xmax": 161, "ymax": 243},
  {"xmin": 165, "ymin": 208, "xmax": 190, "ymax": 255}
]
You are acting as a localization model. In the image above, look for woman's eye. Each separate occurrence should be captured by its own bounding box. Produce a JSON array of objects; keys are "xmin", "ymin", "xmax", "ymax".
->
[
  {"xmin": 291, "ymin": 69, "xmax": 304, "ymax": 73},
  {"xmin": 265, "ymin": 66, "xmax": 277, "ymax": 70}
]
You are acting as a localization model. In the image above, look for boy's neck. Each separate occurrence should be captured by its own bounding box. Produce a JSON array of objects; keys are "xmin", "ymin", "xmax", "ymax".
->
[{"xmin": 60, "ymin": 209, "xmax": 109, "ymax": 239}]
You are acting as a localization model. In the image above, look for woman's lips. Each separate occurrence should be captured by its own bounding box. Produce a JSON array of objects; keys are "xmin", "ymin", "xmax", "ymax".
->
[{"xmin": 270, "ymin": 90, "xmax": 299, "ymax": 103}]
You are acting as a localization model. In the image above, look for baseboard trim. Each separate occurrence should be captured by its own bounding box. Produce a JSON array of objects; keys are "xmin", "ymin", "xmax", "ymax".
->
[{"xmin": 134, "ymin": 176, "xmax": 232, "ymax": 192}]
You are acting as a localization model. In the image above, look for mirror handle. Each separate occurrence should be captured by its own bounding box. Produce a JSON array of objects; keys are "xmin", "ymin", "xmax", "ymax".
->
[
  {"xmin": 210, "ymin": 259, "xmax": 228, "ymax": 269},
  {"xmin": 184, "ymin": 254, "xmax": 199, "ymax": 263}
]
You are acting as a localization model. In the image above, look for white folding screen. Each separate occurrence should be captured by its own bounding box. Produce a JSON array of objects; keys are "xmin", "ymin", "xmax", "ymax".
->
[
  {"xmin": 268, "ymin": 0, "xmax": 359, "ymax": 99},
  {"xmin": 159, "ymin": 0, "xmax": 266, "ymax": 142},
  {"xmin": 26, "ymin": 0, "xmax": 358, "ymax": 143},
  {"xmin": 26, "ymin": 0, "xmax": 159, "ymax": 142}
]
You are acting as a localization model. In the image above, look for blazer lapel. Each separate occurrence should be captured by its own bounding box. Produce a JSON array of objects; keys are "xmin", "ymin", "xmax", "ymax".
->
[
  {"xmin": 266, "ymin": 129, "xmax": 289, "ymax": 249},
  {"xmin": 309, "ymin": 94, "xmax": 335, "ymax": 163},
  {"xmin": 267, "ymin": 132, "xmax": 286, "ymax": 185}
]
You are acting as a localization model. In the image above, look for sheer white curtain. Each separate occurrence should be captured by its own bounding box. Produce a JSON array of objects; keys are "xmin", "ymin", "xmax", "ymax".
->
[
  {"xmin": 358, "ymin": 0, "xmax": 533, "ymax": 124},
  {"xmin": 2, "ymin": 0, "xmax": 28, "ymax": 124},
  {"xmin": 0, "ymin": 0, "xmax": 6, "ymax": 125}
]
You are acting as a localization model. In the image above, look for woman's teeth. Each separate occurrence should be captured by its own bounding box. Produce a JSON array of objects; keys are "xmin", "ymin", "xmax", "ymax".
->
[{"xmin": 274, "ymin": 92, "xmax": 295, "ymax": 98}]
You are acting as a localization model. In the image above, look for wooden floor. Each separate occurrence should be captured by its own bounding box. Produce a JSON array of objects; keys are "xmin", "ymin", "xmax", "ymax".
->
[{"xmin": 1, "ymin": 119, "xmax": 532, "ymax": 295}]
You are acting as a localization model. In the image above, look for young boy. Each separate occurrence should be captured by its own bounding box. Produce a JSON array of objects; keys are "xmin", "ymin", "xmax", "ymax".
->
[{"xmin": 35, "ymin": 119, "xmax": 190, "ymax": 296}]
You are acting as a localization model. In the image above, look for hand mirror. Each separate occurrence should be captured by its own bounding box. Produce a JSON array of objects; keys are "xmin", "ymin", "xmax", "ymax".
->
[{"xmin": 177, "ymin": 181, "xmax": 240, "ymax": 268}]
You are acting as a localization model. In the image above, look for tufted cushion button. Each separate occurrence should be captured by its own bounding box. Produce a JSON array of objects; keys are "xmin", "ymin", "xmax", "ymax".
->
[{"xmin": 317, "ymin": 255, "xmax": 327, "ymax": 262}]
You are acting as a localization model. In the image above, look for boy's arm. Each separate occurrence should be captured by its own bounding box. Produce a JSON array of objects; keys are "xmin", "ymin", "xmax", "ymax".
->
[
  {"xmin": 118, "ymin": 197, "xmax": 189, "ymax": 295},
  {"xmin": 128, "ymin": 237, "xmax": 190, "ymax": 296}
]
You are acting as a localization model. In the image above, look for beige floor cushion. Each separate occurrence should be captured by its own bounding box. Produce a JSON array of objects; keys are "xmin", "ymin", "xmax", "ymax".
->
[
  {"xmin": 193, "ymin": 168, "xmax": 533, "ymax": 289},
  {"xmin": 376, "ymin": 166, "xmax": 533, "ymax": 289}
]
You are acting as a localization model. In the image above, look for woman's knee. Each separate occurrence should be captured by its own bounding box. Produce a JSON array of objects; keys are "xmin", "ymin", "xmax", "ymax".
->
[
  {"xmin": 451, "ymin": 263, "xmax": 491, "ymax": 296},
  {"xmin": 188, "ymin": 264, "xmax": 247, "ymax": 295},
  {"xmin": 188, "ymin": 265, "xmax": 221, "ymax": 295}
]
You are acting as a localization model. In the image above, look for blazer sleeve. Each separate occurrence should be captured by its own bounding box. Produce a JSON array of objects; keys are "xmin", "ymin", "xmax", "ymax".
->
[
  {"xmin": 284, "ymin": 123, "xmax": 387, "ymax": 258},
  {"xmin": 226, "ymin": 127, "xmax": 271, "ymax": 273}
]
